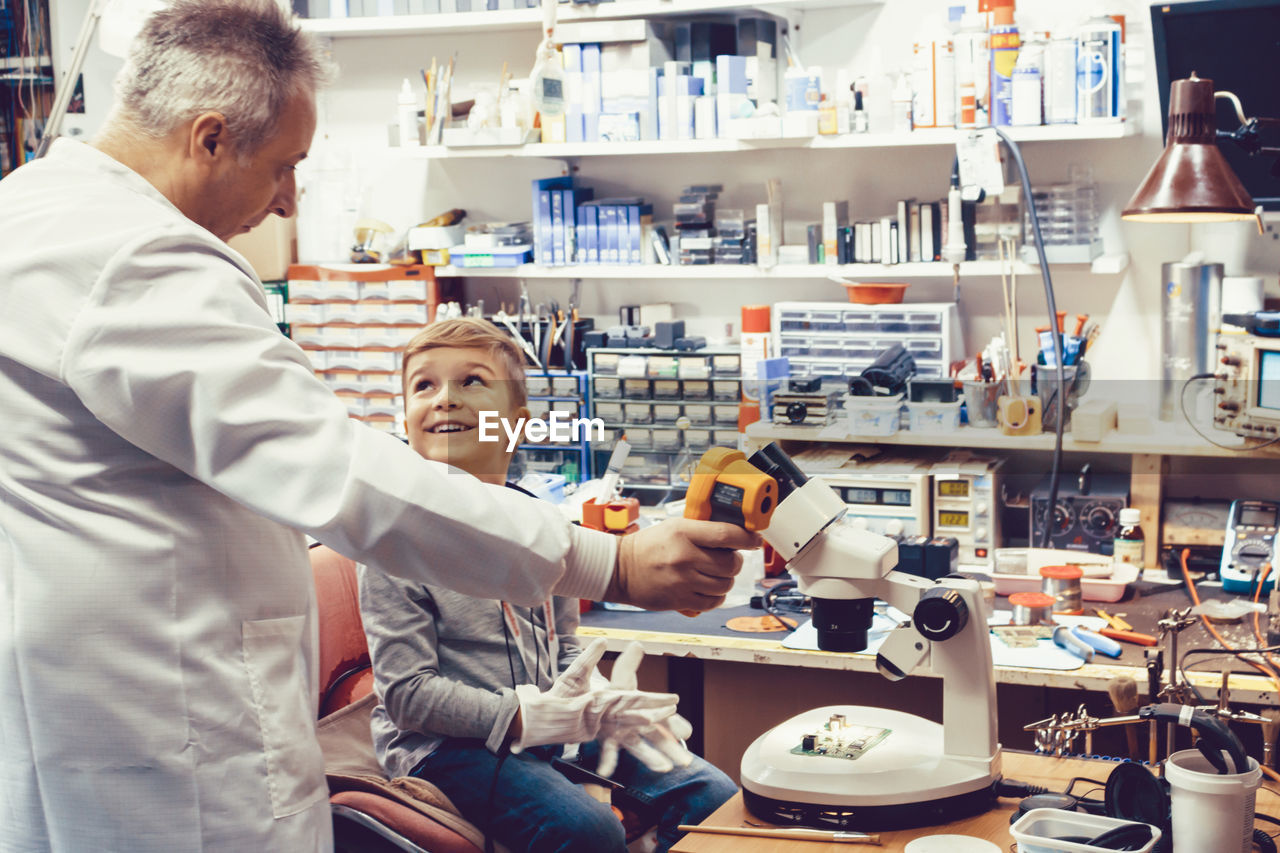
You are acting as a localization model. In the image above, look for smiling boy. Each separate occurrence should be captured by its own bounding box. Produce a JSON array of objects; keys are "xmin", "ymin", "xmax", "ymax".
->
[{"xmin": 358, "ymin": 318, "xmax": 736, "ymax": 852}]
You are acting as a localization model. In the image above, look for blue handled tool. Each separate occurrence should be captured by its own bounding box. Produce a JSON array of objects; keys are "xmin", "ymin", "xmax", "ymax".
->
[
  {"xmin": 1053, "ymin": 625, "xmax": 1094, "ymax": 662},
  {"xmin": 1070, "ymin": 625, "xmax": 1122, "ymax": 659}
]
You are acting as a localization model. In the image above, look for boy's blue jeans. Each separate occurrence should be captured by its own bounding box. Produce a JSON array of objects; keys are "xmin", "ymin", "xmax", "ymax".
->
[{"xmin": 414, "ymin": 738, "xmax": 738, "ymax": 853}]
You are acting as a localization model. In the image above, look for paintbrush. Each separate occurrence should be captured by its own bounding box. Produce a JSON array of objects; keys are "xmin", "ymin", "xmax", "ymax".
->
[{"xmin": 1109, "ymin": 674, "xmax": 1141, "ymax": 760}]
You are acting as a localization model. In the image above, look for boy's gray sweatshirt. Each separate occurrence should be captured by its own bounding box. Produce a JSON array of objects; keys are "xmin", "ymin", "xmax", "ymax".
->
[{"xmin": 357, "ymin": 560, "xmax": 583, "ymax": 779}]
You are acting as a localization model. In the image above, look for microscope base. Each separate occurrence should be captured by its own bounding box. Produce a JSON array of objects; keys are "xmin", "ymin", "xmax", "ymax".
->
[{"xmin": 740, "ymin": 705, "xmax": 1001, "ymax": 831}]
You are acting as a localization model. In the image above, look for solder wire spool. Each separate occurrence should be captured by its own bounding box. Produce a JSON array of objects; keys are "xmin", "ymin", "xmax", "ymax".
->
[
  {"xmin": 1009, "ymin": 591, "xmax": 1056, "ymax": 626},
  {"xmin": 1040, "ymin": 565, "xmax": 1084, "ymax": 615}
]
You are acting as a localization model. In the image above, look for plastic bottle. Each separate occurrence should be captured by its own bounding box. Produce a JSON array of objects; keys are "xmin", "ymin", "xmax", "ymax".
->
[
  {"xmin": 852, "ymin": 80, "xmax": 870, "ymax": 133},
  {"xmin": 912, "ymin": 30, "xmax": 954, "ymax": 129},
  {"xmin": 396, "ymin": 78, "xmax": 419, "ymax": 147},
  {"xmin": 953, "ymin": 12, "xmax": 990, "ymax": 128},
  {"xmin": 1010, "ymin": 30, "xmax": 1046, "ymax": 126},
  {"xmin": 1113, "ymin": 508, "xmax": 1145, "ymax": 568},
  {"xmin": 989, "ymin": 4, "xmax": 1020, "ymax": 126},
  {"xmin": 891, "ymin": 71, "xmax": 914, "ymax": 133},
  {"xmin": 1075, "ymin": 13, "xmax": 1124, "ymax": 123},
  {"xmin": 1044, "ymin": 30, "xmax": 1079, "ymax": 124}
]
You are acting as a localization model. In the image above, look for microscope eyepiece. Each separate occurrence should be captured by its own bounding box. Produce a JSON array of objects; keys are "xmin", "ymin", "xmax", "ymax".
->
[{"xmin": 748, "ymin": 443, "xmax": 808, "ymax": 502}]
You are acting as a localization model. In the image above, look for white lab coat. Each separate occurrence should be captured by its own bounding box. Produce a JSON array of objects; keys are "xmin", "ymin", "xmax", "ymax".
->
[{"xmin": 0, "ymin": 140, "xmax": 616, "ymax": 852}]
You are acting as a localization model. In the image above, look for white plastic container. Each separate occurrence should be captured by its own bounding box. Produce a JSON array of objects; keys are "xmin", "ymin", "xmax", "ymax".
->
[
  {"xmin": 906, "ymin": 399, "xmax": 962, "ymax": 432},
  {"xmin": 1165, "ymin": 749, "xmax": 1261, "ymax": 853},
  {"xmin": 845, "ymin": 393, "xmax": 903, "ymax": 436},
  {"xmin": 396, "ymin": 78, "xmax": 420, "ymax": 147},
  {"xmin": 1010, "ymin": 808, "xmax": 1160, "ymax": 853}
]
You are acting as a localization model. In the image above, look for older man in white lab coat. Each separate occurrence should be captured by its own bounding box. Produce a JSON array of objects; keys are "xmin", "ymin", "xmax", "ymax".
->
[{"xmin": 0, "ymin": 2, "xmax": 756, "ymax": 850}]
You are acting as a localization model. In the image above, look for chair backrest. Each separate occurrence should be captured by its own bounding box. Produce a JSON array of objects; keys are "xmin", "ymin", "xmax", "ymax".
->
[{"xmin": 310, "ymin": 544, "xmax": 376, "ymax": 718}]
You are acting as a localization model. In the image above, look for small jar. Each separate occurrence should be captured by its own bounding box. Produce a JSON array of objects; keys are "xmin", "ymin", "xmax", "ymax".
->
[
  {"xmin": 1113, "ymin": 508, "xmax": 1145, "ymax": 569},
  {"xmin": 1009, "ymin": 591, "xmax": 1056, "ymax": 626},
  {"xmin": 1040, "ymin": 565, "xmax": 1084, "ymax": 615}
]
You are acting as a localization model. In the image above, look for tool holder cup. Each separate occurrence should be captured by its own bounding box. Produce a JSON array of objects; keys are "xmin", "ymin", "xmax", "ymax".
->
[
  {"xmin": 997, "ymin": 394, "xmax": 1042, "ymax": 435},
  {"xmin": 1030, "ymin": 363, "xmax": 1091, "ymax": 432},
  {"xmin": 962, "ymin": 379, "xmax": 1002, "ymax": 427},
  {"xmin": 1165, "ymin": 749, "xmax": 1261, "ymax": 853}
]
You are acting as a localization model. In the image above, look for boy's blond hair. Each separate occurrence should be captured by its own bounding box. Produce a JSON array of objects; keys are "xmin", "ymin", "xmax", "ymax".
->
[{"xmin": 401, "ymin": 318, "xmax": 529, "ymax": 408}]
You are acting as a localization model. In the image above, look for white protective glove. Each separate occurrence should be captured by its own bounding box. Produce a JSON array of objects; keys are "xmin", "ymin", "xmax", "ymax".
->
[
  {"xmin": 511, "ymin": 638, "xmax": 679, "ymax": 753},
  {"xmin": 596, "ymin": 641, "xmax": 695, "ymax": 777}
]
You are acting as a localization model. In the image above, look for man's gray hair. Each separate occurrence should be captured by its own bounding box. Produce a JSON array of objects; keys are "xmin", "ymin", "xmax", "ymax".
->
[{"xmin": 111, "ymin": 0, "xmax": 335, "ymax": 156}]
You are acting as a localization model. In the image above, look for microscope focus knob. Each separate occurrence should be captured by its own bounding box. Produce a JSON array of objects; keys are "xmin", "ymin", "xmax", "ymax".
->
[{"xmin": 913, "ymin": 588, "xmax": 969, "ymax": 642}]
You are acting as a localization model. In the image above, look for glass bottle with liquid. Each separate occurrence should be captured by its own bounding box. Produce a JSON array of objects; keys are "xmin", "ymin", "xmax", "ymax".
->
[{"xmin": 1113, "ymin": 508, "xmax": 1145, "ymax": 568}]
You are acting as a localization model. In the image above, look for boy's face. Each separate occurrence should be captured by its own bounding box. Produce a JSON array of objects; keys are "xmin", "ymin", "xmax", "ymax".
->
[{"xmin": 403, "ymin": 346, "xmax": 528, "ymax": 482}]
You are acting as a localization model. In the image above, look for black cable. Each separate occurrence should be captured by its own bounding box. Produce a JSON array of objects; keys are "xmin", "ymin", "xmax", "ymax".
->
[
  {"xmin": 488, "ymin": 605, "xmax": 521, "ymax": 853},
  {"xmin": 1178, "ymin": 645, "xmax": 1280, "ymax": 705},
  {"xmin": 1180, "ymin": 374, "xmax": 1280, "ymax": 451},
  {"xmin": 1257, "ymin": 813, "xmax": 1280, "ymax": 828},
  {"xmin": 483, "ymin": 748, "xmax": 511, "ymax": 853},
  {"xmin": 989, "ymin": 127, "xmax": 1065, "ymax": 548},
  {"xmin": 1255, "ymin": 827, "xmax": 1279, "ymax": 853},
  {"xmin": 762, "ymin": 579, "xmax": 799, "ymax": 628}
]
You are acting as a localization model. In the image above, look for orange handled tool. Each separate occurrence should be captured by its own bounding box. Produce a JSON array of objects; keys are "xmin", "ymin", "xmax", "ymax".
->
[{"xmin": 1098, "ymin": 628, "xmax": 1159, "ymax": 647}]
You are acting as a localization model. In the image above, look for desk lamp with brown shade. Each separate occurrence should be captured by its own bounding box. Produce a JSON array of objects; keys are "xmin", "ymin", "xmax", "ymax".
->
[{"xmin": 1123, "ymin": 74, "xmax": 1279, "ymax": 226}]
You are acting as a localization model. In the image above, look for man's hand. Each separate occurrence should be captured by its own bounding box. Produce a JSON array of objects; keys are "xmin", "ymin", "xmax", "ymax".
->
[{"xmin": 604, "ymin": 519, "xmax": 762, "ymax": 612}]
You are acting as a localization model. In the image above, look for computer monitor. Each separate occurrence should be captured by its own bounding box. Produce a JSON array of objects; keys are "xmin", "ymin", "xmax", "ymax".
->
[{"xmin": 1150, "ymin": 0, "xmax": 1280, "ymax": 211}]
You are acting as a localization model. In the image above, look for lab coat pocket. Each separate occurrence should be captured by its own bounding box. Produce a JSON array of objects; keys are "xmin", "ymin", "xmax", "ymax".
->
[{"xmin": 243, "ymin": 615, "xmax": 328, "ymax": 819}]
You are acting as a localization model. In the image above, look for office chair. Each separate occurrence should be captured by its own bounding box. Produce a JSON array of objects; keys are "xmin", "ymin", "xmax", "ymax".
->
[{"xmin": 310, "ymin": 544, "xmax": 484, "ymax": 853}]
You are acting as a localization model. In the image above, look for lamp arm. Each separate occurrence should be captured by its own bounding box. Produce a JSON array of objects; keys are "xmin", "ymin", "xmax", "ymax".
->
[
  {"xmin": 35, "ymin": 0, "xmax": 110, "ymax": 160},
  {"xmin": 1215, "ymin": 90, "xmax": 1250, "ymax": 127},
  {"xmin": 989, "ymin": 126, "xmax": 1066, "ymax": 549}
]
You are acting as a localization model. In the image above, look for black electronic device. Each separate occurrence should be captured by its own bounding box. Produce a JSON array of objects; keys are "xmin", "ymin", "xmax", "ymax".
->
[
  {"xmin": 653, "ymin": 320, "xmax": 685, "ymax": 349},
  {"xmin": 1220, "ymin": 498, "xmax": 1280, "ymax": 594},
  {"xmin": 1150, "ymin": 0, "xmax": 1280, "ymax": 211},
  {"xmin": 862, "ymin": 343, "xmax": 915, "ymax": 396},
  {"xmin": 1030, "ymin": 469, "xmax": 1129, "ymax": 554},
  {"xmin": 848, "ymin": 343, "xmax": 916, "ymax": 397},
  {"xmin": 772, "ymin": 391, "xmax": 840, "ymax": 426},
  {"xmin": 908, "ymin": 378, "xmax": 959, "ymax": 404}
]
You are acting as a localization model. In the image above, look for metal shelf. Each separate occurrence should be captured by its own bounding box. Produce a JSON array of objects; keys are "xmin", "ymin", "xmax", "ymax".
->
[
  {"xmin": 301, "ymin": 0, "xmax": 884, "ymax": 37},
  {"xmin": 408, "ymin": 123, "xmax": 1137, "ymax": 160},
  {"xmin": 433, "ymin": 256, "xmax": 1128, "ymax": 279},
  {"xmin": 744, "ymin": 421, "xmax": 1280, "ymax": 460}
]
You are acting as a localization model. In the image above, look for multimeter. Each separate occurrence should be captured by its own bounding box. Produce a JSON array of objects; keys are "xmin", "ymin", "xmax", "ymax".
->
[{"xmin": 1220, "ymin": 499, "xmax": 1279, "ymax": 594}]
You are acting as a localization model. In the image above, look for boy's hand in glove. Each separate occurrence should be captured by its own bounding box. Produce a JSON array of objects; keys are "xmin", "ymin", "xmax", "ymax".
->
[
  {"xmin": 510, "ymin": 638, "xmax": 678, "ymax": 752},
  {"xmin": 596, "ymin": 641, "xmax": 694, "ymax": 777}
]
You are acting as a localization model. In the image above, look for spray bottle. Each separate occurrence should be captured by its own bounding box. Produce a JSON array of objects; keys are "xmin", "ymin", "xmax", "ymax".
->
[
  {"xmin": 989, "ymin": 3, "xmax": 1020, "ymax": 126},
  {"xmin": 397, "ymin": 78, "xmax": 419, "ymax": 147},
  {"xmin": 1075, "ymin": 13, "xmax": 1124, "ymax": 123}
]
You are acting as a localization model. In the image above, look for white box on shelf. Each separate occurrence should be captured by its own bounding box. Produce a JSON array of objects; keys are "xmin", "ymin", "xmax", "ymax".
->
[
  {"xmin": 906, "ymin": 399, "xmax": 962, "ymax": 432},
  {"xmin": 844, "ymin": 393, "xmax": 903, "ymax": 437},
  {"xmin": 408, "ymin": 224, "xmax": 465, "ymax": 250}
]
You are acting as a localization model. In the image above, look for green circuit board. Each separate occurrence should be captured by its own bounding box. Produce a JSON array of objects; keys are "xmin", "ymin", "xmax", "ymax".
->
[{"xmin": 790, "ymin": 714, "xmax": 891, "ymax": 761}]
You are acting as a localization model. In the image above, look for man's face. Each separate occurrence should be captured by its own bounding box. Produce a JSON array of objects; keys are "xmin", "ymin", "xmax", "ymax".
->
[
  {"xmin": 204, "ymin": 89, "xmax": 316, "ymax": 241},
  {"xmin": 403, "ymin": 346, "xmax": 528, "ymax": 482}
]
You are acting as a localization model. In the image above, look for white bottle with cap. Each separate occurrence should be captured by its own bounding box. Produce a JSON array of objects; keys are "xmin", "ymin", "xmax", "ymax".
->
[
  {"xmin": 1113, "ymin": 507, "xmax": 1145, "ymax": 568},
  {"xmin": 396, "ymin": 78, "xmax": 420, "ymax": 148}
]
